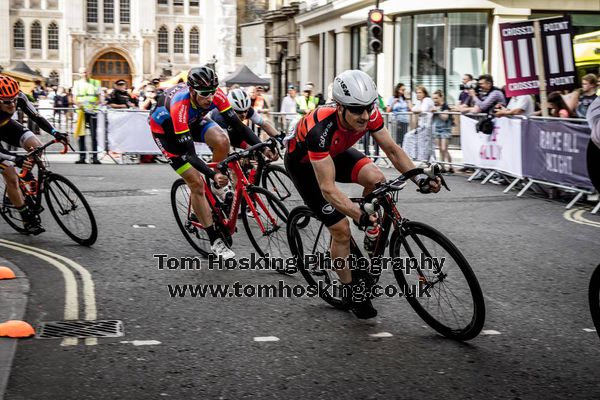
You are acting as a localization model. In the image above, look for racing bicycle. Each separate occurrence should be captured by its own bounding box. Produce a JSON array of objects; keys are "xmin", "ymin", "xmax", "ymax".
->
[
  {"xmin": 0, "ymin": 139, "xmax": 98, "ymax": 246},
  {"xmin": 171, "ymin": 140, "xmax": 290, "ymax": 262},
  {"xmin": 286, "ymin": 164, "xmax": 486, "ymax": 340},
  {"xmin": 588, "ymin": 263, "xmax": 600, "ymax": 340}
]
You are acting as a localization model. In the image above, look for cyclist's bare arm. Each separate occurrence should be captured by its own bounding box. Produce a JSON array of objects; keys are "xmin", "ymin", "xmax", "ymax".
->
[
  {"xmin": 259, "ymin": 120, "xmax": 279, "ymax": 138},
  {"xmin": 371, "ymin": 126, "xmax": 416, "ymax": 173},
  {"xmin": 311, "ymin": 156, "xmax": 362, "ymax": 221}
]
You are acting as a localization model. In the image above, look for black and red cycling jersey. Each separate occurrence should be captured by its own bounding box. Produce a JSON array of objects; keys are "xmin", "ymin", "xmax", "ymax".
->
[{"xmin": 286, "ymin": 105, "xmax": 384, "ymax": 164}]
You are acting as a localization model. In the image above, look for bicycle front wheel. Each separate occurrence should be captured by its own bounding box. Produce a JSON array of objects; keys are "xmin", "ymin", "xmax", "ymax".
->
[
  {"xmin": 390, "ymin": 221, "xmax": 485, "ymax": 340},
  {"xmin": 171, "ymin": 178, "xmax": 211, "ymax": 257},
  {"xmin": 44, "ymin": 173, "xmax": 98, "ymax": 246},
  {"xmin": 589, "ymin": 264, "xmax": 600, "ymax": 340},
  {"xmin": 286, "ymin": 206, "xmax": 349, "ymax": 310},
  {"xmin": 241, "ymin": 185, "xmax": 289, "ymax": 262}
]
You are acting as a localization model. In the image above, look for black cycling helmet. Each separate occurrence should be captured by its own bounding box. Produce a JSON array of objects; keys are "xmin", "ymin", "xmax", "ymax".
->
[{"xmin": 187, "ymin": 66, "xmax": 218, "ymax": 91}]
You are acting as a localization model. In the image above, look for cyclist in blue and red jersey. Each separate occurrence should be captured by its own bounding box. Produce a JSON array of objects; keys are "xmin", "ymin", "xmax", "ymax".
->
[
  {"xmin": 0, "ymin": 75, "xmax": 68, "ymax": 234},
  {"xmin": 149, "ymin": 66, "xmax": 263, "ymax": 259},
  {"xmin": 284, "ymin": 70, "xmax": 442, "ymax": 319}
]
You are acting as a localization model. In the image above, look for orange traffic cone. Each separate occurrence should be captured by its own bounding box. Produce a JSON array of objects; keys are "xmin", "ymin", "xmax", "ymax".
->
[
  {"xmin": 0, "ymin": 320, "xmax": 35, "ymax": 338},
  {"xmin": 0, "ymin": 266, "xmax": 16, "ymax": 280}
]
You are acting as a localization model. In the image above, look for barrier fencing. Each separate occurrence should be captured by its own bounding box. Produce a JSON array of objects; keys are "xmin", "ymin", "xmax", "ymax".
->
[{"xmin": 12, "ymin": 106, "xmax": 600, "ymax": 215}]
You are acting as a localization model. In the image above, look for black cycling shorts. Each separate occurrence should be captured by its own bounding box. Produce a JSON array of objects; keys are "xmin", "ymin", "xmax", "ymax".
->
[{"xmin": 284, "ymin": 147, "xmax": 372, "ymax": 227}]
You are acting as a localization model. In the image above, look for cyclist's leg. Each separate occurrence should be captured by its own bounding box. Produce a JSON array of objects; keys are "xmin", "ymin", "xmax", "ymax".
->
[
  {"xmin": 179, "ymin": 165, "xmax": 213, "ymax": 229},
  {"xmin": 1, "ymin": 162, "xmax": 25, "ymax": 208},
  {"xmin": 201, "ymin": 121, "xmax": 230, "ymax": 162},
  {"xmin": 334, "ymin": 148, "xmax": 385, "ymax": 196},
  {"xmin": 285, "ymin": 155, "xmax": 351, "ymax": 283}
]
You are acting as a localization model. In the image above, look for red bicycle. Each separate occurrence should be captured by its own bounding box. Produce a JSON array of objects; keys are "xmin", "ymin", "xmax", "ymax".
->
[{"xmin": 171, "ymin": 140, "xmax": 289, "ymax": 261}]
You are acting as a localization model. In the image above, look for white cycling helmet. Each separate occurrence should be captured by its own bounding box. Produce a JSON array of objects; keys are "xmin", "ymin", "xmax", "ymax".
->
[
  {"xmin": 332, "ymin": 70, "xmax": 378, "ymax": 107},
  {"xmin": 228, "ymin": 88, "xmax": 251, "ymax": 112}
]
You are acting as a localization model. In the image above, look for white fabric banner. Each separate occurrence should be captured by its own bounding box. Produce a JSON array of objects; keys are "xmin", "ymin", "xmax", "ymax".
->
[
  {"xmin": 460, "ymin": 116, "xmax": 523, "ymax": 176},
  {"xmin": 106, "ymin": 110, "xmax": 159, "ymax": 154},
  {"xmin": 105, "ymin": 110, "xmax": 212, "ymax": 155}
]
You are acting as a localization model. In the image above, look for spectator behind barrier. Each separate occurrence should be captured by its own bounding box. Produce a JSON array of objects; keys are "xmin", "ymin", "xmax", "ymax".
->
[
  {"xmin": 459, "ymin": 74, "xmax": 506, "ymax": 114},
  {"xmin": 386, "ymin": 83, "xmax": 411, "ymax": 145},
  {"xmin": 107, "ymin": 80, "xmax": 137, "ymax": 109},
  {"xmin": 586, "ymin": 97, "xmax": 600, "ymax": 192},
  {"xmin": 495, "ymin": 94, "xmax": 534, "ymax": 117},
  {"xmin": 431, "ymin": 90, "xmax": 453, "ymax": 173},
  {"xmin": 547, "ymin": 92, "xmax": 573, "ymax": 118},
  {"xmin": 566, "ymin": 74, "xmax": 598, "ymax": 118},
  {"xmin": 458, "ymin": 74, "xmax": 476, "ymax": 107},
  {"xmin": 139, "ymin": 85, "xmax": 157, "ymax": 111}
]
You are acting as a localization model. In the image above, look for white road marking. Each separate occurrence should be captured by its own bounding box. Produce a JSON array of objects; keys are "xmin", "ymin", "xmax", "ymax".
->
[
  {"xmin": 0, "ymin": 239, "xmax": 98, "ymax": 346},
  {"xmin": 369, "ymin": 332, "xmax": 393, "ymax": 338},
  {"xmin": 253, "ymin": 336, "xmax": 280, "ymax": 342},
  {"xmin": 563, "ymin": 208, "xmax": 600, "ymax": 228},
  {"xmin": 0, "ymin": 241, "xmax": 78, "ymax": 346},
  {"xmin": 583, "ymin": 328, "xmax": 597, "ymax": 333},
  {"xmin": 132, "ymin": 224, "xmax": 156, "ymax": 228},
  {"xmin": 120, "ymin": 340, "xmax": 162, "ymax": 346},
  {"xmin": 482, "ymin": 330, "xmax": 501, "ymax": 335}
]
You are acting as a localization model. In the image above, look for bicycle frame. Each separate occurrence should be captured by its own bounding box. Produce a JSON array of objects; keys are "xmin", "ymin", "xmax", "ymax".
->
[{"xmin": 187, "ymin": 157, "xmax": 279, "ymax": 237}]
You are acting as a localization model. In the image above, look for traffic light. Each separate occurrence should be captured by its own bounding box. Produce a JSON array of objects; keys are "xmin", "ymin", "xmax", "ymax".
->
[{"xmin": 368, "ymin": 9, "xmax": 384, "ymax": 54}]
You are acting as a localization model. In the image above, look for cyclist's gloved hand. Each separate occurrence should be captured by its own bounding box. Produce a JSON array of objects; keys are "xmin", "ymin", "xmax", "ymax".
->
[
  {"xmin": 13, "ymin": 155, "xmax": 26, "ymax": 169},
  {"xmin": 53, "ymin": 131, "xmax": 69, "ymax": 143},
  {"xmin": 416, "ymin": 174, "xmax": 441, "ymax": 194},
  {"xmin": 356, "ymin": 210, "xmax": 378, "ymax": 228}
]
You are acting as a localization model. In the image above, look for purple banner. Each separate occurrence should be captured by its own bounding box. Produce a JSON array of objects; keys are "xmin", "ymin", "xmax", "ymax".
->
[{"xmin": 522, "ymin": 119, "xmax": 593, "ymax": 190}]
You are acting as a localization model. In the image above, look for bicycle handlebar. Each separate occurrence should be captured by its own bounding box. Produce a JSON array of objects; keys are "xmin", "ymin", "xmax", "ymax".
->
[
  {"xmin": 17, "ymin": 138, "xmax": 69, "ymax": 179},
  {"xmin": 216, "ymin": 138, "xmax": 278, "ymax": 172}
]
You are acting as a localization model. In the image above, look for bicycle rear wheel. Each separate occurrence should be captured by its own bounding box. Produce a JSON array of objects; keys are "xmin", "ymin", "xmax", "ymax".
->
[
  {"xmin": 286, "ymin": 206, "xmax": 349, "ymax": 310},
  {"xmin": 0, "ymin": 184, "xmax": 29, "ymax": 234},
  {"xmin": 171, "ymin": 178, "xmax": 211, "ymax": 257},
  {"xmin": 390, "ymin": 221, "xmax": 485, "ymax": 340},
  {"xmin": 44, "ymin": 173, "xmax": 98, "ymax": 246},
  {"xmin": 241, "ymin": 185, "xmax": 289, "ymax": 263},
  {"xmin": 261, "ymin": 164, "xmax": 302, "ymax": 207},
  {"xmin": 589, "ymin": 264, "xmax": 600, "ymax": 340}
]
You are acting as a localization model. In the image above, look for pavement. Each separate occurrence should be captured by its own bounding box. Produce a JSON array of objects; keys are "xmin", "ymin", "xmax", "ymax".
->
[{"xmin": 0, "ymin": 258, "xmax": 29, "ymax": 400}]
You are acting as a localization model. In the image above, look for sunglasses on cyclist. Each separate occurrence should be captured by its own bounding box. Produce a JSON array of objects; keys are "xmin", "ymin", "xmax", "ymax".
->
[
  {"xmin": 0, "ymin": 98, "xmax": 17, "ymax": 105},
  {"xmin": 193, "ymin": 88, "xmax": 217, "ymax": 97},
  {"xmin": 345, "ymin": 102, "xmax": 375, "ymax": 115}
]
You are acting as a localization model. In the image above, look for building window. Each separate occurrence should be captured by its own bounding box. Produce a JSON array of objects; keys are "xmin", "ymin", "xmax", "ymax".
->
[
  {"xmin": 391, "ymin": 12, "xmax": 489, "ymax": 105},
  {"xmin": 190, "ymin": 26, "xmax": 199, "ymax": 54},
  {"xmin": 48, "ymin": 70, "xmax": 59, "ymax": 86},
  {"xmin": 120, "ymin": 0, "xmax": 130, "ymax": 23},
  {"xmin": 157, "ymin": 0, "xmax": 168, "ymax": 4},
  {"xmin": 48, "ymin": 22, "xmax": 59, "ymax": 50},
  {"xmin": 351, "ymin": 25, "xmax": 376, "ymax": 80},
  {"xmin": 31, "ymin": 21, "xmax": 42, "ymax": 50},
  {"xmin": 87, "ymin": 0, "xmax": 98, "ymax": 23},
  {"xmin": 13, "ymin": 20, "xmax": 25, "ymax": 49},
  {"xmin": 104, "ymin": 0, "xmax": 114, "ymax": 23},
  {"xmin": 173, "ymin": 0, "xmax": 183, "ymax": 6},
  {"xmin": 174, "ymin": 26, "xmax": 184, "ymax": 54},
  {"xmin": 158, "ymin": 26, "xmax": 168, "ymax": 53},
  {"xmin": 190, "ymin": 0, "xmax": 199, "ymax": 6}
]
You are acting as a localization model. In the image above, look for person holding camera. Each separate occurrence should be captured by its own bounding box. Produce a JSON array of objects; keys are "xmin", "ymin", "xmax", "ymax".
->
[
  {"xmin": 458, "ymin": 74, "xmax": 476, "ymax": 107},
  {"xmin": 459, "ymin": 74, "xmax": 506, "ymax": 115}
]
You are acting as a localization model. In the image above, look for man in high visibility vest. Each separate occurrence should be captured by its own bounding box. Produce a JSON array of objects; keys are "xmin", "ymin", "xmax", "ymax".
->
[
  {"xmin": 296, "ymin": 84, "xmax": 318, "ymax": 117},
  {"xmin": 72, "ymin": 67, "xmax": 101, "ymax": 164}
]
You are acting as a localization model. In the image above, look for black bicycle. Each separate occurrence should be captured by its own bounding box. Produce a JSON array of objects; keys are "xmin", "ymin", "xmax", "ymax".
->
[
  {"xmin": 589, "ymin": 263, "xmax": 600, "ymax": 340},
  {"xmin": 0, "ymin": 139, "xmax": 98, "ymax": 246},
  {"xmin": 286, "ymin": 165, "xmax": 486, "ymax": 341}
]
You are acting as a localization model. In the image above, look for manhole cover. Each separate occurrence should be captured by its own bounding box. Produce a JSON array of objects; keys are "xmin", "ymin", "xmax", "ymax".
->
[{"xmin": 36, "ymin": 320, "xmax": 124, "ymax": 339}]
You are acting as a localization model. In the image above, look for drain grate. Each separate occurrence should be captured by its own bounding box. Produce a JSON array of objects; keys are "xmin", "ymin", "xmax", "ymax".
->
[{"xmin": 36, "ymin": 320, "xmax": 124, "ymax": 339}]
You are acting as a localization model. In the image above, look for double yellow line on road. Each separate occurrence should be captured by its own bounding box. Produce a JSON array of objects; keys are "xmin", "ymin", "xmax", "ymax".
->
[
  {"xmin": 563, "ymin": 208, "xmax": 600, "ymax": 229},
  {"xmin": 0, "ymin": 239, "xmax": 98, "ymax": 346}
]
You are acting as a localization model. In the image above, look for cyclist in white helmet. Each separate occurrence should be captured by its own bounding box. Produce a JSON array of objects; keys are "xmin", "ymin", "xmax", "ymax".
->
[
  {"xmin": 284, "ymin": 70, "xmax": 441, "ymax": 319},
  {"xmin": 209, "ymin": 88, "xmax": 281, "ymax": 153}
]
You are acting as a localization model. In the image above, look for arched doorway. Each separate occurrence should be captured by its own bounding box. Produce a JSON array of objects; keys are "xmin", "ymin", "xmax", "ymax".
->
[{"xmin": 91, "ymin": 51, "xmax": 132, "ymax": 88}]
